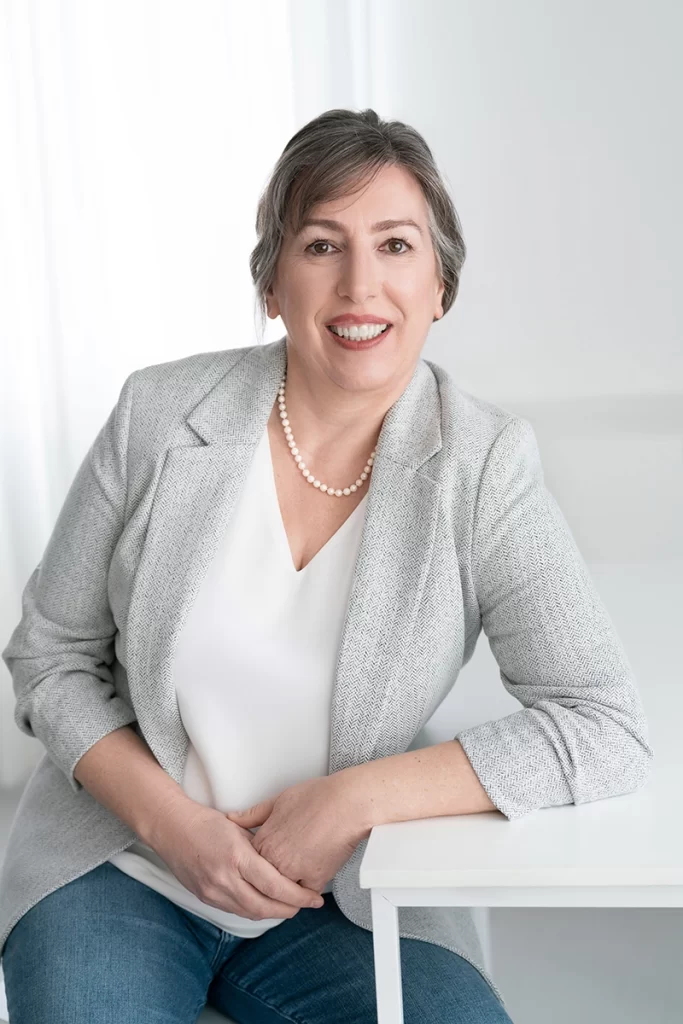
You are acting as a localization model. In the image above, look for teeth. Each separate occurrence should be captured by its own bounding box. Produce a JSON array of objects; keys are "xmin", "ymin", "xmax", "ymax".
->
[{"xmin": 328, "ymin": 323, "xmax": 388, "ymax": 340}]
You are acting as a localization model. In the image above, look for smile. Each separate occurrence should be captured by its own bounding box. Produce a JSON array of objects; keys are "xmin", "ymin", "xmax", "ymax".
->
[
  {"xmin": 328, "ymin": 323, "xmax": 389, "ymax": 340},
  {"xmin": 326, "ymin": 324, "xmax": 392, "ymax": 350}
]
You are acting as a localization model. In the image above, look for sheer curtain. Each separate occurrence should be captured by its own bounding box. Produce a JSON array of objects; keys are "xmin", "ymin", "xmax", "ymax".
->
[{"xmin": 0, "ymin": 0, "xmax": 380, "ymax": 787}]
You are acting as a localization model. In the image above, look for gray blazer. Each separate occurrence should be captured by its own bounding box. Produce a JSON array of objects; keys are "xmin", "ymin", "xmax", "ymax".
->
[{"xmin": 0, "ymin": 336, "xmax": 653, "ymax": 1009}]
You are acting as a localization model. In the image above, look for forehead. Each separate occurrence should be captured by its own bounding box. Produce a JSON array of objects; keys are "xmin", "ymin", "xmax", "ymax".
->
[{"xmin": 296, "ymin": 164, "xmax": 429, "ymax": 234}]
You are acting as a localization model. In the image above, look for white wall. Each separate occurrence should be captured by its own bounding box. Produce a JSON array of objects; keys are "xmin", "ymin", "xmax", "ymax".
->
[{"xmin": 375, "ymin": 0, "xmax": 682, "ymax": 405}]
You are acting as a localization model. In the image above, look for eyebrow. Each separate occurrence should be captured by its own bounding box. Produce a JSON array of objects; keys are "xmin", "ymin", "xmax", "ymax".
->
[{"xmin": 298, "ymin": 217, "xmax": 424, "ymax": 238}]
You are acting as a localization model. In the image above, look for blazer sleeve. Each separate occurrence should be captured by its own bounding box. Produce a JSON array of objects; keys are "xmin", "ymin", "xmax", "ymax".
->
[
  {"xmin": 454, "ymin": 416, "xmax": 655, "ymax": 821},
  {"xmin": 1, "ymin": 372, "xmax": 140, "ymax": 794}
]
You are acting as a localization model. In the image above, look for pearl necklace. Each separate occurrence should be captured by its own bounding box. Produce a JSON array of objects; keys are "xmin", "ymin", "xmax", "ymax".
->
[{"xmin": 277, "ymin": 372, "xmax": 376, "ymax": 497}]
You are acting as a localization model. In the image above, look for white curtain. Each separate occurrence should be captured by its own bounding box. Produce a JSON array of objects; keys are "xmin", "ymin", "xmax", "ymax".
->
[{"xmin": 0, "ymin": 0, "xmax": 379, "ymax": 787}]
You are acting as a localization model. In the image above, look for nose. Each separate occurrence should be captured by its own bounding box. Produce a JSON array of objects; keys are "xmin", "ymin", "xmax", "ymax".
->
[{"xmin": 336, "ymin": 244, "xmax": 380, "ymax": 305}]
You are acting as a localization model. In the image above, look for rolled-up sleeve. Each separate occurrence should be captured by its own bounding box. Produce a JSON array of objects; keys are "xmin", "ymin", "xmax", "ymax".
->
[
  {"xmin": 455, "ymin": 416, "xmax": 655, "ymax": 821},
  {"xmin": 2, "ymin": 372, "xmax": 140, "ymax": 793}
]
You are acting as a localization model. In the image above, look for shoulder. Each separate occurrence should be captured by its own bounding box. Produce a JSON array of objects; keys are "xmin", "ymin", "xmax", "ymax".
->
[
  {"xmin": 123, "ymin": 344, "xmax": 256, "ymax": 451},
  {"xmin": 128, "ymin": 344, "xmax": 254, "ymax": 404},
  {"xmin": 423, "ymin": 356, "xmax": 533, "ymax": 468},
  {"xmin": 420, "ymin": 358, "xmax": 543, "ymax": 545}
]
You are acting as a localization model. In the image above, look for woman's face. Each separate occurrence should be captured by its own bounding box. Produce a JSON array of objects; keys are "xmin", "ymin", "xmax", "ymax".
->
[{"xmin": 266, "ymin": 163, "xmax": 445, "ymax": 394}]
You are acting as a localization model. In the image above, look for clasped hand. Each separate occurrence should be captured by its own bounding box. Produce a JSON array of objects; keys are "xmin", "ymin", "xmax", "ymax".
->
[{"xmin": 225, "ymin": 773, "xmax": 368, "ymax": 893}]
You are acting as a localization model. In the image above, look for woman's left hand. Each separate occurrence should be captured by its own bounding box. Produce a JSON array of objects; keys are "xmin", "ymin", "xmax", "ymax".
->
[{"xmin": 224, "ymin": 772, "xmax": 369, "ymax": 894}]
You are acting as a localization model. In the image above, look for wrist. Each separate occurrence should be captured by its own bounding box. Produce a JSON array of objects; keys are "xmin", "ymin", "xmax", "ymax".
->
[
  {"xmin": 137, "ymin": 788, "xmax": 199, "ymax": 851},
  {"xmin": 332, "ymin": 762, "xmax": 382, "ymax": 839}
]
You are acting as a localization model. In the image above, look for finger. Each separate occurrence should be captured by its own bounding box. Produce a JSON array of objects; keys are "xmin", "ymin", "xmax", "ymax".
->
[
  {"xmin": 233, "ymin": 881, "xmax": 308, "ymax": 920},
  {"xmin": 198, "ymin": 874, "xmax": 303, "ymax": 920},
  {"xmin": 242, "ymin": 846, "xmax": 324, "ymax": 908}
]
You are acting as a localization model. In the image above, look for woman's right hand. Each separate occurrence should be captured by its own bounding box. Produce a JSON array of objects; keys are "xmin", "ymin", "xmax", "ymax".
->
[{"xmin": 148, "ymin": 798, "xmax": 325, "ymax": 921}]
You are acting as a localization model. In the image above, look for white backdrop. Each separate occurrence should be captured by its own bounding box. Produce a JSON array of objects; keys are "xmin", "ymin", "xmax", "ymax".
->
[
  {"xmin": 1, "ymin": 3, "xmax": 683, "ymax": 1021},
  {"xmin": 0, "ymin": 0, "xmax": 301, "ymax": 784}
]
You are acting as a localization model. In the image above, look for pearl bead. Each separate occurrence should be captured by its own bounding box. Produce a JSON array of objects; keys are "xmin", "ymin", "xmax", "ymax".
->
[{"xmin": 277, "ymin": 371, "xmax": 375, "ymax": 499}]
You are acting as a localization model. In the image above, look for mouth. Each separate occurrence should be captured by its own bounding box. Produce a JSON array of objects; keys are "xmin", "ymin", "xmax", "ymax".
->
[{"xmin": 326, "ymin": 323, "xmax": 392, "ymax": 350}]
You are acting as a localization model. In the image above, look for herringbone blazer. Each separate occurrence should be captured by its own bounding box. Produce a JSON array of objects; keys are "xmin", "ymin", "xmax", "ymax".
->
[{"xmin": 0, "ymin": 336, "xmax": 653, "ymax": 1008}]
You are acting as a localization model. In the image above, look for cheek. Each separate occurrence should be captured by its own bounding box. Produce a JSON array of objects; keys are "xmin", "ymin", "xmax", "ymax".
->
[
  {"xmin": 290, "ymin": 275, "xmax": 327, "ymax": 308},
  {"xmin": 390, "ymin": 279, "xmax": 436, "ymax": 313}
]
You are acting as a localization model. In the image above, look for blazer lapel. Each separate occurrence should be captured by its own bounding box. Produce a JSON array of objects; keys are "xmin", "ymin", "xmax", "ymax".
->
[
  {"xmin": 328, "ymin": 363, "xmax": 443, "ymax": 773},
  {"xmin": 125, "ymin": 336, "xmax": 442, "ymax": 787}
]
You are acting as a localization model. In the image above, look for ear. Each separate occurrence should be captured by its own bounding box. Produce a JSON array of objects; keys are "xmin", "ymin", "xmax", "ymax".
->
[
  {"xmin": 434, "ymin": 278, "xmax": 445, "ymax": 321},
  {"xmin": 265, "ymin": 285, "xmax": 280, "ymax": 321}
]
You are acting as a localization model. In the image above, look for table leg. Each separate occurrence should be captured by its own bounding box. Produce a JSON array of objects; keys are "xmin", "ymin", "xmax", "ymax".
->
[{"xmin": 371, "ymin": 889, "xmax": 404, "ymax": 1024}]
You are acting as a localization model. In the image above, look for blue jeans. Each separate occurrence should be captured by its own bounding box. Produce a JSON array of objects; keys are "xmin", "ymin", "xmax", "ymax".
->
[{"xmin": 2, "ymin": 860, "xmax": 513, "ymax": 1023}]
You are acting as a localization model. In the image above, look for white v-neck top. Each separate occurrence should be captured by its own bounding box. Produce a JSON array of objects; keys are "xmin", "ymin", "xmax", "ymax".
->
[{"xmin": 109, "ymin": 424, "xmax": 368, "ymax": 936}]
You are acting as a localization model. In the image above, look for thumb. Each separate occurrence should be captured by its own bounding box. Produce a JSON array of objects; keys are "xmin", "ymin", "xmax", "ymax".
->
[{"xmin": 226, "ymin": 799, "xmax": 274, "ymax": 826}]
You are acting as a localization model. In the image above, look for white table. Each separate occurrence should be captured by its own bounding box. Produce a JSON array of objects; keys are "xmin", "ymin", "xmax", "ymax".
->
[
  {"xmin": 1, "ymin": 780, "xmax": 678, "ymax": 1024},
  {"xmin": 359, "ymin": 757, "xmax": 683, "ymax": 1024}
]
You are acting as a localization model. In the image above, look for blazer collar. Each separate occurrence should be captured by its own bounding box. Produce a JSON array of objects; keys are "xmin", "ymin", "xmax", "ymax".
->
[
  {"xmin": 185, "ymin": 335, "xmax": 442, "ymax": 469},
  {"xmin": 125, "ymin": 334, "xmax": 445, "ymax": 788}
]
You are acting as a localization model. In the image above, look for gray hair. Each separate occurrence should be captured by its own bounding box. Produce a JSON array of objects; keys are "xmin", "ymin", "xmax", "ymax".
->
[{"xmin": 249, "ymin": 108, "xmax": 467, "ymax": 343}]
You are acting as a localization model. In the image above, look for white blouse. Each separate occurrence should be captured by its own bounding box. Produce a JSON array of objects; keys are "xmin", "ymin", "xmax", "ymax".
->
[{"xmin": 109, "ymin": 423, "xmax": 368, "ymax": 937}]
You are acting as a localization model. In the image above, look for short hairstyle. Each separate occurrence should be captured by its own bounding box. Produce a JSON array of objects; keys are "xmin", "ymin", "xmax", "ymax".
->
[{"xmin": 249, "ymin": 108, "xmax": 467, "ymax": 342}]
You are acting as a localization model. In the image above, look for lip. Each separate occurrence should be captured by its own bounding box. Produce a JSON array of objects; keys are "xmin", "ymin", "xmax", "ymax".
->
[{"xmin": 325, "ymin": 314, "xmax": 393, "ymax": 326}]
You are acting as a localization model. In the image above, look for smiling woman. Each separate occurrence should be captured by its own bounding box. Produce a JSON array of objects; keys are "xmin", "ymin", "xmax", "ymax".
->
[
  {"xmin": 242, "ymin": 109, "xmax": 470, "ymax": 584},
  {"xmin": 250, "ymin": 110, "xmax": 465, "ymax": 408},
  {"xmin": 1, "ymin": 107, "xmax": 651, "ymax": 1024},
  {"xmin": 266, "ymin": 162, "xmax": 445, "ymax": 387}
]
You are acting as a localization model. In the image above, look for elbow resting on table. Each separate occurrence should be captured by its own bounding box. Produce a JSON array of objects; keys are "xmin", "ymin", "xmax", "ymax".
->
[
  {"xmin": 456, "ymin": 698, "xmax": 656, "ymax": 822},
  {"xmin": 619, "ymin": 731, "xmax": 655, "ymax": 789},
  {"xmin": 580, "ymin": 723, "xmax": 655, "ymax": 808}
]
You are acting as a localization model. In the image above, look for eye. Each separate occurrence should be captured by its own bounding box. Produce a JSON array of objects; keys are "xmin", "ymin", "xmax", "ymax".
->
[
  {"xmin": 305, "ymin": 236, "xmax": 414, "ymax": 256},
  {"xmin": 384, "ymin": 236, "xmax": 413, "ymax": 254},
  {"xmin": 307, "ymin": 240, "xmax": 336, "ymax": 255}
]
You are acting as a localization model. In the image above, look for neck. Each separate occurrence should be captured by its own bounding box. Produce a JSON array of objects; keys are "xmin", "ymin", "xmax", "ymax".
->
[{"xmin": 280, "ymin": 341, "xmax": 411, "ymax": 460}]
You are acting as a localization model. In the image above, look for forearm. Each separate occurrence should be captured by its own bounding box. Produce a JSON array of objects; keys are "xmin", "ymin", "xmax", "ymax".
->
[
  {"xmin": 341, "ymin": 740, "xmax": 498, "ymax": 835},
  {"xmin": 73, "ymin": 724, "xmax": 195, "ymax": 847}
]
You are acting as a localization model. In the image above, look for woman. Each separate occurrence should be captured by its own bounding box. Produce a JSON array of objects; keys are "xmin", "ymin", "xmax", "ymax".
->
[{"xmin": 1, "ymin": 108, "xmax": 652, "ymax": 1023}]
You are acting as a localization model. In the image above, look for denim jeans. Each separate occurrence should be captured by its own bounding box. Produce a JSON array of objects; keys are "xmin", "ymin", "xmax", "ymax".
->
[{"xmin": 2, "ymin": 860, "xmax": 513, "ymax": 1023}]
